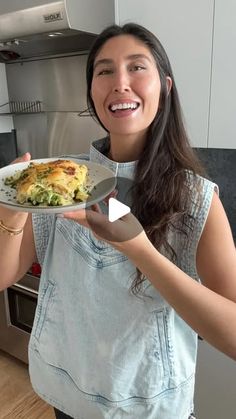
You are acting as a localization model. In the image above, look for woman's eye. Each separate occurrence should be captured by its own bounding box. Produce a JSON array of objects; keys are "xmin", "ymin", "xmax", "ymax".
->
[
  {"xmin": 130, "ymin": 65, "xmax": 146, "ymax": 72},
  {"xmin": 97, "ymin": 69, "xmax": 113, "ymax": 76}
]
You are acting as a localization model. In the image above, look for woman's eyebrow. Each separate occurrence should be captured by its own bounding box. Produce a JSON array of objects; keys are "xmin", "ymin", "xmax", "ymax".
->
[
  {"xmin": 93, "ymin": 58, "xmax": 113, "ymax": 70},
  {"xmin": 94, "ymin": 54, "xmax": 152, "ymax": 70},
  {"xmin": 127, "ymin": 54, "xmax": 152, "ymax": 62}
]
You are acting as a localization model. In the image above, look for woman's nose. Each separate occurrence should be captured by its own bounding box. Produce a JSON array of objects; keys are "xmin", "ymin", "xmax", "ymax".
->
[{"xmin": 112, "ymin": 71, "xmax": 131, "ymax": 93}]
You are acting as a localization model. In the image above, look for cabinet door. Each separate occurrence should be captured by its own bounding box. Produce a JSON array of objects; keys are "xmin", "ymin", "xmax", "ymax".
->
[
  {"xmin": 0, "ymin": 64, "xmax": 13, "ymax": 132},
  {"xmin": 116, "ymin": 0, "xmax": 214, "ymax": 147},
  {"xmin": 208, "ymin": 0, "xmax": 236, "ymax": 148}
]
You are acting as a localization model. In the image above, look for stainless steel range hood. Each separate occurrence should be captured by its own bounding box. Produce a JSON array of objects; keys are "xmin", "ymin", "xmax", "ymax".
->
[{"xmin": 0, "ymin": 0, "xmax": 115, "ymax": 62}]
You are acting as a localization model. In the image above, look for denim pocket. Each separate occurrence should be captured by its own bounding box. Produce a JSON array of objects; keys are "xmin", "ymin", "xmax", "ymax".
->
[
  {"xmin": 32, "ymin": 281, "xmax": 55, "ymax": 341},
  {"xmin": 155, "ymin": 308, "xmax": 174, "ymax": 379}
]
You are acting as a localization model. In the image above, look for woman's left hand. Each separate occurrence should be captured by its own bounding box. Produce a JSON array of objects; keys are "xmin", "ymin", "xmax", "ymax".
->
[{"xmin": 61, "ymin": 203, "xmax": 147, "ymax": 257}]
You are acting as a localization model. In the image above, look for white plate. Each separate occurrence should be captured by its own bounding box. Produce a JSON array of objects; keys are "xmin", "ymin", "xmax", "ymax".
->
[{"xmin": 0, "ymin": 158, "xmax": 116, "ymax": 213}]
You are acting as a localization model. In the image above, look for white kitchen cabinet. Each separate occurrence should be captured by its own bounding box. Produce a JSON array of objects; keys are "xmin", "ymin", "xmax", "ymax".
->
[
  {"xmin": 0, "ymin": 63, "xmax": 13, "ymax": 132},
  {"xmin": 195, "ymin": 341, "xmax": 236, "ymax": 418},
  {"xmin": 116, "ymin": 0, "xmax": 214, "ymax": 148},
  {"xmin": 208, "ymin": 0, "xmax": 236, "ymax": 148}
]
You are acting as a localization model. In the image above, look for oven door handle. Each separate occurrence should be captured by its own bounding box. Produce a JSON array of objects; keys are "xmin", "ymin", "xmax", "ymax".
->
[{"xmin": 11, "ymin": 283, "xmax": 39, "ymax": 296}]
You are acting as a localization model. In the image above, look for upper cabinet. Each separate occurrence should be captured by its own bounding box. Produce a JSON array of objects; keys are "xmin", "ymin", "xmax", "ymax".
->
[
  {"xmin": 115, "ymin": 0, "xmax": 214, "ymax": 148},
  {"xmin": 208, "ymin": 0, "xmax": 236, "ymax": 149}
]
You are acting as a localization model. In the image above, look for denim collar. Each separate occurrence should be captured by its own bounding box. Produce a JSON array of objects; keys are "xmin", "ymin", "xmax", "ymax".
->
[{"xmin": 90, "ymin": 137, "xmax": 137, "ymax": 180}]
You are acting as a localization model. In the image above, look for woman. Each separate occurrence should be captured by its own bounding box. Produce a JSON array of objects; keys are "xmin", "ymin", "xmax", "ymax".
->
[{"xmin": 0, "ymin": 23, "xmax": 236, "ymax": 419}]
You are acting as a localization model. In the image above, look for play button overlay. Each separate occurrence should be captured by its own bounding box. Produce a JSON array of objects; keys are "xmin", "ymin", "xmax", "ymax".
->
[
  {"xmin": 84, "ymin": 175, "xmax": 143, "ymax": 242},
  {"xmin": 108, "ymin": 198, "xmax": 130, "ymax": 222}
]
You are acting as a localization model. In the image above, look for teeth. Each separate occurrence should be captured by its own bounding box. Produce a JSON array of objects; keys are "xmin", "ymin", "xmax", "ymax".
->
[{"xmin": 110, "ymin": 102, "xmax": 138, "ymax": 112}]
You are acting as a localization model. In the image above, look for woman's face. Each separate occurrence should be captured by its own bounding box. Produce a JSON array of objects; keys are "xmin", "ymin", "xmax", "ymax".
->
[{"xmin": 91, "ymin": 34, "xmax": 161, "ymax": 139}]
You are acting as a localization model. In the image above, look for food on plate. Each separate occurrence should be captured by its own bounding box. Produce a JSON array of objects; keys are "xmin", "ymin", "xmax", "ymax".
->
[{"xmin": 4, "ymin": 159, "xmax": 90, "ymax": 206}]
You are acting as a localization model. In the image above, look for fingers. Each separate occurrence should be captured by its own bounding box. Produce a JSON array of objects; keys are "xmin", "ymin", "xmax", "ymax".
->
[
  {"xmin": 61, "ymin": 207, "xmax": 110, "ymax": 240},
  {"xmin": 62, "ymin": 202, "xmax": 103, "ymax": 226},
  {"xmin": 103, "ymin": 189, "xmax": 118, "ymax": 205},
  {"xmin": 61, "ymin": 208, "xmax": 89, "ymax": 228},
  {"xmin": 61, "ymin": 199, "xmax": 103, "ymax": 229},
  {"xmin": 91, "ymin": 203, "xmax": 103, "ymax": 214},
  {"xmin": 11, "ymin": 152, "xmax": 31, "ymax": 164}
]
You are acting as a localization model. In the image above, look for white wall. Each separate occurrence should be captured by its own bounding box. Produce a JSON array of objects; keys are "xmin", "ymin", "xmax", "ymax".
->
[
  {"xmin": 0, "ymin": 63, "xmax": 14, "ymax": 132},
  {"xmin": 208, "ymin": 0, "xmax": 236, "ymax": 148},
  {"xmin": 195, "ymin": 341, "xmax": 236, "ymax": 417}
]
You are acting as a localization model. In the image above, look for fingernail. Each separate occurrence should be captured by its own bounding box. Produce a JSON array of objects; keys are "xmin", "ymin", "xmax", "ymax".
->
[{"xmin": 56, "ymin": 213, "xmax": 64, "ymax": 218}]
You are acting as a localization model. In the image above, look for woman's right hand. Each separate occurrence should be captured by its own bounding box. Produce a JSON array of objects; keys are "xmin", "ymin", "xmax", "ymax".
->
[
  {"xmin": 0, "ymin": 152, "xmax": 31, "ymax": 228},
  {"xmin": 0, "ymin": 152, "xmax": 38, "ymax": 290},
  {"xmin": 11, "ymin": 152, "xmax": 31, "ymax": 165}
]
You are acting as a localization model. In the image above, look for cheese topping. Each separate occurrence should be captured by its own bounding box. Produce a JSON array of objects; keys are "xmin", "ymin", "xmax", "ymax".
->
[{"xmin": 4, "ymin": 159, "xmax": 89, "ymax": 206}]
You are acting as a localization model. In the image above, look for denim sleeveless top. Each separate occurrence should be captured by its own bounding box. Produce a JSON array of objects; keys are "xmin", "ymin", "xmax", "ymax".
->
[{"xmin": 29, "ymin": 138, "xmax": 217, "ymax": 419}]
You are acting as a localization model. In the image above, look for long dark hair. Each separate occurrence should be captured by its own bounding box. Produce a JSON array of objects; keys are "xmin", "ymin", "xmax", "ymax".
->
[{"xmin": 86, "ymin": 23, "xmax": 206, "ymax": 294}]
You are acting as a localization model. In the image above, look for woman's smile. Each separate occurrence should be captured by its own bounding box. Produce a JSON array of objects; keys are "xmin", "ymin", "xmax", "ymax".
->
[{"xmin": 108, "ymin": 99, "xmax": 140, "ymax": 117}]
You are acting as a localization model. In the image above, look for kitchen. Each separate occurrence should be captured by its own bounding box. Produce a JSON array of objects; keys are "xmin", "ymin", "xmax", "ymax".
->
[{"xmin": 0, "ymin": 1, "xmax": 236, "ymax": 418}]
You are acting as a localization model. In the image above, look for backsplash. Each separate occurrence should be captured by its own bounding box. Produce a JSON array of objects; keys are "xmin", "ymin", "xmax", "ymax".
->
[{"xmin": 196, "ymin": 148, "xmax": 236, "ymax": 242}]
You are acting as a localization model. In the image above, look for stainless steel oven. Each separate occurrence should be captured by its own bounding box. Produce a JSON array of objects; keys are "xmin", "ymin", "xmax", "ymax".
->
[{"xmin": 0, "ymin": 270, "xmax": 40, "ymax": 364}]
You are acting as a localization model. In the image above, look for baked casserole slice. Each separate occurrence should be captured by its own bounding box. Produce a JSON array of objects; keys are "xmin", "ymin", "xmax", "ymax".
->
[{"xmin": 4, "ymin": 159, "xmax": 89, "ymax": 206}]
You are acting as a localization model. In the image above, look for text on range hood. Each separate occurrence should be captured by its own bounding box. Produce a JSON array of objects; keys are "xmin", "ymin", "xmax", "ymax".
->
[{"xmin": 0, "ymin": 0, "xmax": 115, "ymax": 62}]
